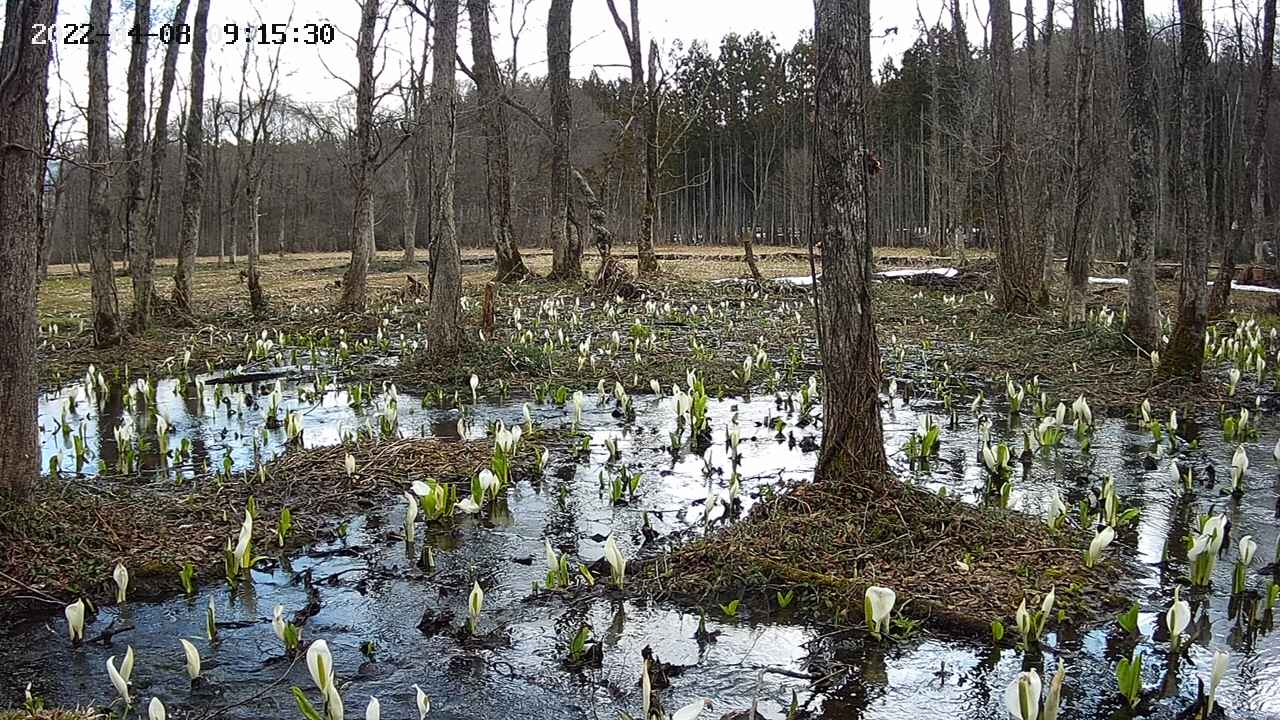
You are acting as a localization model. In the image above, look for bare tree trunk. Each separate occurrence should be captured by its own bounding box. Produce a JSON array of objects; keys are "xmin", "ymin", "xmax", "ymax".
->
[
  {"xmin": 426, "ymin": 0, "xmax": 464, "ymax": 351},
  {"xmin": 171, "ymin": 0, "xmax": 213, "ymax": 314},
  {"xmin": 1163, "ymin": 0, "xmax": 1211, "ymax": 377},
  {"xmin": 1037, "ymin": 0, "xmax": 1058, "ymax": 301},
  {"xmin": 0, "ymin": 0, "xmax": 59, "ymax": 500},
  {"xmin": 1120, "ymin": 0, "xmax": 1159, "ymax": 350},
  {"xmin": 642, "ymin": 39, "xmax": 660, "ymax": 273},
  {"xmin": 605, "ymin": 0, "xmax": 659, "ymax": 275},
  {"xmin": 122, "ymin": 0, "xmax": 149, "ymax": 329},
  {"xmin": 401, "ymin": 143, "xmax": 417, "ymax": 270},
  {"xmin": 547, "ymin": 0, "xmax": 581, "ymax": 280},
  {"xmin": 991, "ymin": 0, "xmax": 1041, "ymax": 312},
  {"xmin": 134, "ymin": 0, "xmax": 189, "ymax": 329},
  {"xmin": 246, "ymin": 184, "xmax": 266, "ymax": 315},
  {"xmin": 339, "ymin": 0, "xmax": 380, "ymax": 308},
  {"xmin": 1064, "ymin": 0, "xmax": 1098, "ymax": 324},
  {"xmin": 468, "ymin": 0, "xmax": 531, "ymax": 282},
  {"xmin": 1209, "ymin": 0, "xmax": 1276, "ymax": 316},
  {"xmin": 87, "ymin": 0, "xmax": 123, "ymax": 347},
  {"xmin": 813, "ymin": 0, "xmax": 888, "ymax": 477}
]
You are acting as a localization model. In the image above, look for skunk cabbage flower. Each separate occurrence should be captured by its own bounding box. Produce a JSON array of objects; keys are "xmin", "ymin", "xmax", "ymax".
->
[
  {"xmin": 1003, "ymin": 669, "xmax": 1041, "ymax": 720},
  {"xmin": 324, "ymin": 684, "xmax": 344, "ymax": 720},
  {"xmin": 1231, "ymin": 445, "xmax": 1249, "ymax": 492},
  {"xmin": 365, "ymin": 696, "xmax": 380, "ymax": 720},
  {"xmin": 1166, "ymin": 587, "xmax": 1190, "ymax": 649},
  {"xmin": 1086, "ymin": 526, "xmax": 1115, "ymax": 568},
  {"xmin": 107, "ymin": 654, "xmax": 131, "ymax": 705},
  {"xmin": 605, "ymin": 534, "xmax": 626, "ymax": 587},
  {"xmin": 478, "ymin": 469, "xmax": 500, "ymax": 499},
  {"xmin": 455, "ymin": 498, "xmax": 481, "ymax": 514},
  {"xmin": 1239, "ymin": 535, "xmax": 1258, "ymax": 566},
  {"xmin": 413, "ymin": 684, "xmax": 431, "ymax": 718},
  {"xmin": 233, "ymin": 510, "xmax": 254, "ymax": 570},
  {"xmin": 1043, "ymin": 660, "xmax": 1065, "ymax": 720},
  {"xmin": 1072, "ymin": 395, "xmax": 1092, "ymax": 428},
  {"xmin": 469, "ymin": 374, "xmax": 479, "ymax": 401},
  {"xmin": 403, "ymin": 492, "xmax": 419, "ymax": 543},
  {"xmin": 864, "ymin": 586, "xmax": 896, "ymax": 639},
  {"xmin": 65, "ymin": 598, "xmax": 86, "ymax": 642},
  {"xmin": 149, "ymin": 697, "xmax": 167, "ymax": 720},
  {"xmin": 1047, "ymin": 493, "xmax": 1067, "ymax": 530},
  {"xmin": 273, "ymin": 605, "xmax": 288, "ymax": 641},
  {"xmin": 545, "ymin": 539, "xmax": 558, "ymax": 574},
  {"xmin": 113, "ymin": 561, "xmax": 130, "ymax": 604},
  {"xmin": 307, "ymin": 639, "xmax": 335, "ymax": 692},
  {"xmin": 179, "ymin": 638, "xmax": 201, "ymax": 680},
  {"xmin": 672, "ymin": 699, "xmax": 710, "ymax": 720},
  {"xmin": 345, "ymin": 453, "xmax": 356, "ymax": 476},
  {"xmin": 1207, "ymin": 649, "xmax": 1229, "ymax": 715},
  {"xmin": 468, "ymin": 581, "xmax": 484, "ymax": 632},
  {"xmin": 120, "ymin": 646, "xmax": 135, "ymax": 683}
]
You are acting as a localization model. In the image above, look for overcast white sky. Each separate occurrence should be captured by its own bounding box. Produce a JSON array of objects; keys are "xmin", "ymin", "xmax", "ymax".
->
[{"xmin": 25, "ymin": 0, "xmax": 1259, "ymax": 127}]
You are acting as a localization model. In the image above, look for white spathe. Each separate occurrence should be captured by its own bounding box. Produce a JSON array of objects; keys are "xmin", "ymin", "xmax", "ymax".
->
[{"xmin": 1003, "ymin": 669, "xmax": 1042, "ymax": 720}]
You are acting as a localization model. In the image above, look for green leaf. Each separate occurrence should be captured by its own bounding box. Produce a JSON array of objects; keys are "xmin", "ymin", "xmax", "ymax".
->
[
  {"xmin": 1117, "ymin": 603, "xmax": 1140, "ymax": 635},
  {"xmin": 292, "ymin": 687, "xmax": 325, "ymax": 720}
]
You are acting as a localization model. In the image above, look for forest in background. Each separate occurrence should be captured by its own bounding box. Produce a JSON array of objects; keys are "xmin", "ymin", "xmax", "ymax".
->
[{"xmin": 35, "ymin": 0, "xmax": 1280, "ymax": 272}]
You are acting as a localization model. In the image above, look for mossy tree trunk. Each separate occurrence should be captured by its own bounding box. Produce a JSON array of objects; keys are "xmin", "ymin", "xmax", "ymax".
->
[
  {"xmin": 813, "ymin": 0, "xmax": 889, "ymax": 478},
  {"xmin": 605, "ymin": 0, "xmax": 659, "ymax": 276},
  {"xmin": 1064, "ymin": 0, "xmax": 1098, "ymax": 325},
  {"xmin": 1120, "ymin": 0, "xmax": 1159, "ymax": 349},
  {"xmin": 990, "ymin": 0, "xmax": 1041, "ymax": 313},
  {"xmin": 0, "ymin": 0, "xmax": 60, "ymax": 501},
  {"xmin": 171, "ymin": 0, "xmax": 212, "ymax": 314},
  {"xmin": 467, "ymin": 0, "xmax": 531, "ymax": 283},
  {"xmin": 122, "ymin": 0, "xmax": 149, "ymax": 331},
  {"xmin": 426, "ymin": 0, "xmax": 464, "ymax": 352},
  {"xmin": 133, "ymin": 0, "xmax": 188, "ymax": 328},
  {"xmin": 339, "ymin": 0, "xmax": 380, "ymax": 309},
  {"xmin": 547, "ymin": 0, "xmax": 582, "ymax": 281},
  {"xmin": 1163, "ymin": 0, "xmax": 1211, "ymax": 377},
  {"xmin": 87, "ymin": 0, "xmax": 123, "ymax": 347}
]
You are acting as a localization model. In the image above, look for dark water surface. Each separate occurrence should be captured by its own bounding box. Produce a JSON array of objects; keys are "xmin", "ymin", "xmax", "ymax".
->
[{"xmin": 6, "ymin": 370, "xmax": 1280, "ymax": 719}]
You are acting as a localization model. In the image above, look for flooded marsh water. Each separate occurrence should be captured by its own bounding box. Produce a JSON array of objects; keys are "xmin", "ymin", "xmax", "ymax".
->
[{"xmin": 6, "ymin": 367, "xmax": 1280, "ymax": 719}]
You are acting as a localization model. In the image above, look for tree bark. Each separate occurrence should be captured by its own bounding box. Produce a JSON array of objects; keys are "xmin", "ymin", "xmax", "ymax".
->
[
  {"xmin": 401, "ymin": 139, "xmax": 417, "ymax": 270},
  {"xmin": 1120, "ymin": 0, "xmax": 1159, "ymax": 350},
  {"xmin": 171, "ymin": 0, "xmax": 213, "ymax": 314},
  {"xmin": 339, "ymin": 0, "xmax": 380, "ymax": 308},
  {"xmin": 990, "ymin": 0, "xmax": 1041, "ymax": 312},
  {"xmin": 87, "ymin": 0, "xmax": 123, "ymax": 347},
  {"xmin": 813, "ymin": 0, "xmax": 889, "ymax": 477},
  {"xmin": 467, "ymin": 0, "xmax": 531, "ymax": 282},
  {"xmin": 134, "ymin": 0, "xmax": 189, "ymax": 329},
  {"xmin": 547, "ymin": 0, "xmax": 581, "ymax": 280},
  {"xmin": 426, "ymin": 0, "xmax": 464, "ymax": 352},
  {"xmin": 0, "ymin": 0, "xmax": 59, "ymax": 500},
  {"xmin": 605, "ymin": 0, "xmax": 659, "ymax": 275},
  {"xmin": 1064, "ymin": 0, "xmax": 1098, "ymax": 324},
  {"xmin": 1208, "ymin": 0, "xmax": 1276, "ymax": 316},
  {"xmin": 1163, "ymin": 0, "xmax": 1211, "ymax": 377},
  {"xmin": 123, "ymin": 0, "xmax": 149, "ymax": 328}
]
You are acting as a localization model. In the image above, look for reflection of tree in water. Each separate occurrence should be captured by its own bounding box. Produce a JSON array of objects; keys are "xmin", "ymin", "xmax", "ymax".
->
[
  {"xmin": 95, "ymin": 382, "xmax": 126, "ymax": 470},
  {"xmin": 797, "ymin": 634, "xmax": 887, "ymax": 720}
]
